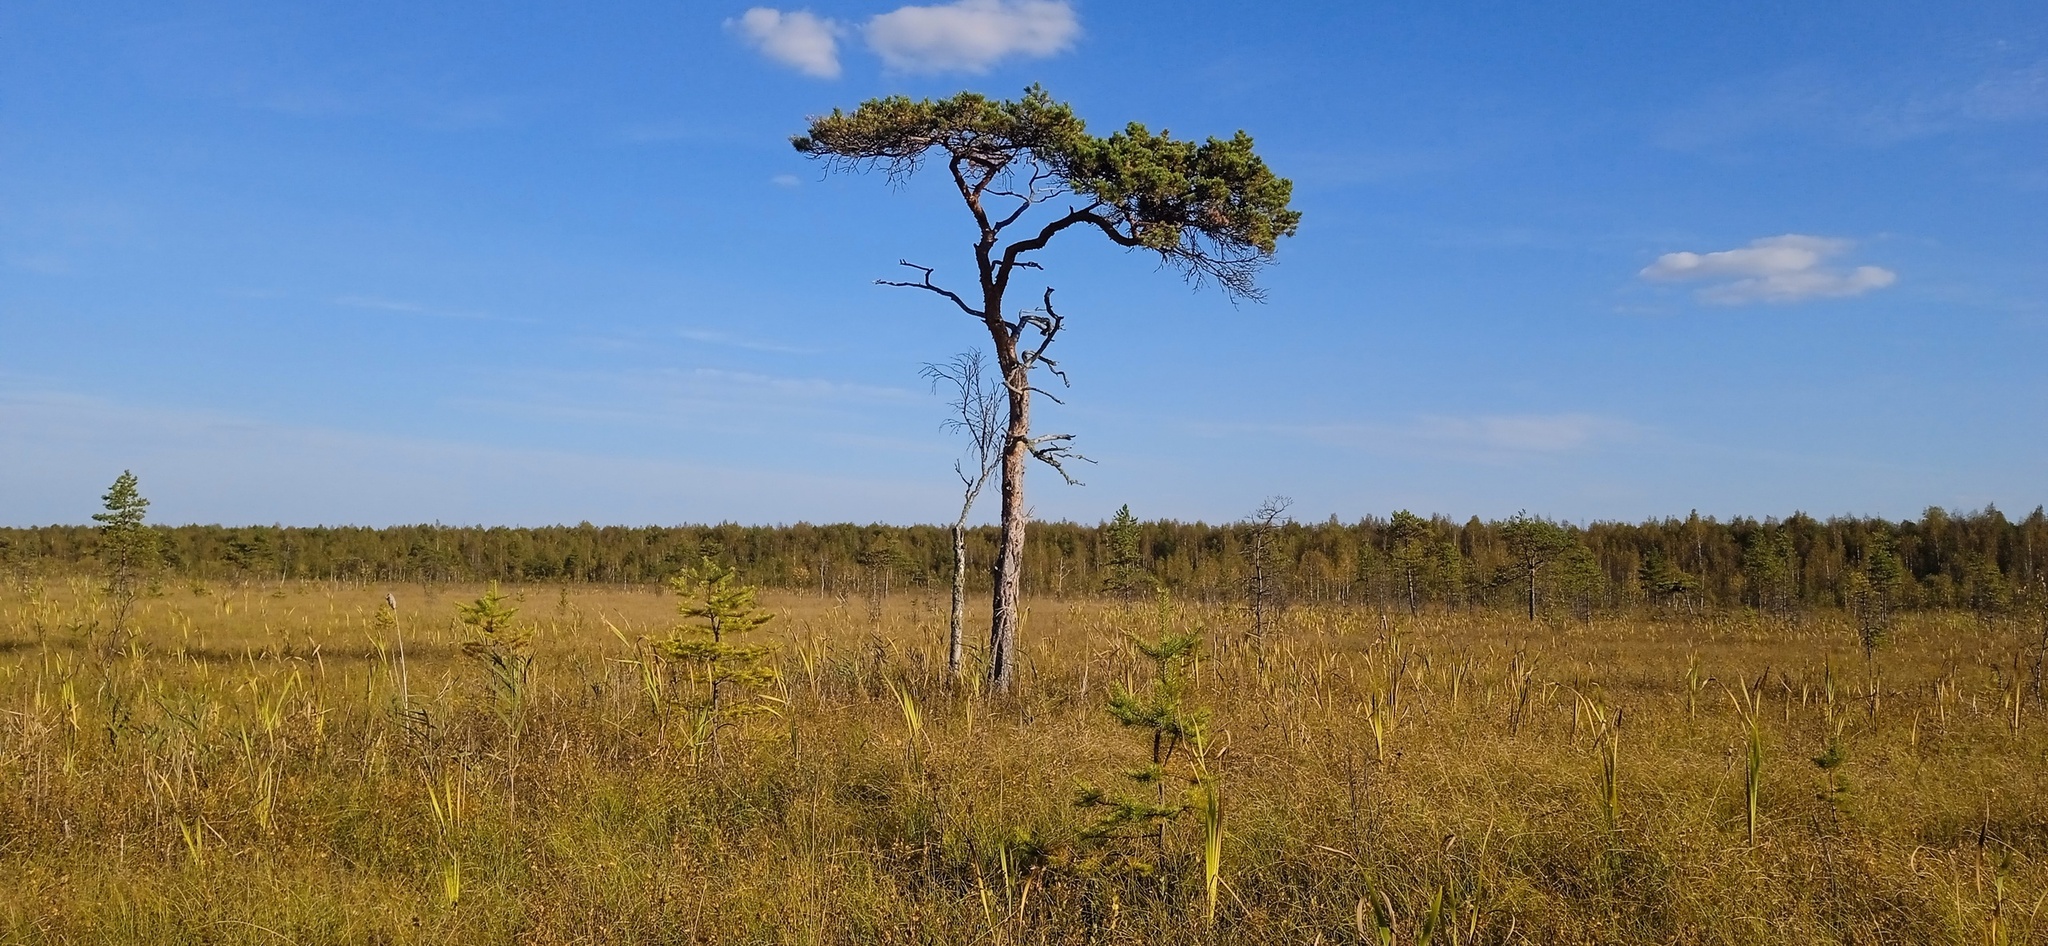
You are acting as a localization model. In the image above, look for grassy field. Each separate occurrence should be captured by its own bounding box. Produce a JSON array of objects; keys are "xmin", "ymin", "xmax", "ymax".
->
[{"xmin": 1, "ymin": 578, "xmax": 2044, "ymax": 944}]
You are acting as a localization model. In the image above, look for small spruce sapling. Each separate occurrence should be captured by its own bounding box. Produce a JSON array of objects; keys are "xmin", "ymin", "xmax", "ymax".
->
[{"xmin": 657, "ymin": 556, "xmax": 776, "ymax": 736}]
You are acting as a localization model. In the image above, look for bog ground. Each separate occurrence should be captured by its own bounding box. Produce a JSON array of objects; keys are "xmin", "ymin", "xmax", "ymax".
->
[{"xmin": 2, "ymin": 580, "xmax": 2044, "ymax": 944}]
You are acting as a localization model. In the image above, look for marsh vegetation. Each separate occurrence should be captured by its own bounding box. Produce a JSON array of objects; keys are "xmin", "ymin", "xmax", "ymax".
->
[{"xmin": 1, "ymin": 575, "xmax": 2043, "ymax": 944}]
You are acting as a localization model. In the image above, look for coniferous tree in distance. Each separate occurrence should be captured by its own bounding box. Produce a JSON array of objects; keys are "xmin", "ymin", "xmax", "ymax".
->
[
  {"xmin": 93, "ymin": 470, "xmax": 160, "ymax": 651},
  {"xmin": 1501, "ymin": 511, "xmax": 1570, "ymax": 622},
  {"xmin": 1387, "ymin": 510, "xmax": 1433, "ymax": 615},
  {"xmin": 1102, "ymin": 504, "xmax": 1154, "ymax": 602},
  {"xmin": 1639, "ymin": 548, "xmax": 1700, "ymax": 612}
]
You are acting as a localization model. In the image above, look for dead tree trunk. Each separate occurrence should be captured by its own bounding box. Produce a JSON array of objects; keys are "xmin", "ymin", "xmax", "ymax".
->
[
  {"xmin": 924, "ymin": 349, "xmax": 1002, "ymax": 684},
  {"xmin": 949, "ymin": 523, "xmax": 968, "ymax": 676}
]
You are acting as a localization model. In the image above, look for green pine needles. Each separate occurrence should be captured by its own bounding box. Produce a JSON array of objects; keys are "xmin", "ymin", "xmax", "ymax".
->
[
  {"xmin": 656, "ymin": 556, "xmax": 777, "ymax": 726},
  {"xmin": 456, "ymin": 583, "xmax": 535, "ymax": 736},
  {"xmin": 1077, "ymin": 606, "xmax": 1223, "ymax": 921},
  {"xmin": 1101, "ymin": 504, "xmax": 1156, "ymax": 602},
  {"xmin": 93, "ymin": 470, "xmax": 160, "ymax": 654}
]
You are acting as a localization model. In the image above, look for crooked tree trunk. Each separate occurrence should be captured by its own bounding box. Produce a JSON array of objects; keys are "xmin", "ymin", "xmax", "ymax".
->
[{"xmin": 987, "ymin": 352, "xmax": 1031, "ymax": 694}]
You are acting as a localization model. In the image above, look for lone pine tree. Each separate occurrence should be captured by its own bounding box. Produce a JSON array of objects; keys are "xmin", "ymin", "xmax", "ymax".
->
[
  {"xmin": 1501, "ymin": 511, "xmax": 1571, "ymax": 621},
  {"xmin": 796, "ymin": 86, "xmax": 1299, "ymax": 693},
  {"xmin": 1101, "ymin": 503, "xmax": 1153, "ymax": 602},
  {"xmin": 94, "ymin": 470, "xmax": 160, "ymax": 650}
]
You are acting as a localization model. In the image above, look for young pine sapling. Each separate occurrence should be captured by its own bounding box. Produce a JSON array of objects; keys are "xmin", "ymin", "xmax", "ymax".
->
[
  {"xmin": 93, "ymin": 470, "xmax": 161, "ymax": 656},
  {"xmin": 655, "ymin": 556, "xmax": 777, "ymax": 757},
  {"xmin": 456, "ymin": 583, "xmax": 535, "ymax": 737},
  {"xmin": 1077, "ymin": 609, "xmax": 1223, "ymax": 920}
]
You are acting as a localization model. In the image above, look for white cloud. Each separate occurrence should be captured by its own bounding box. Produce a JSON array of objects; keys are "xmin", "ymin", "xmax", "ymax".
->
[
  {"xmin": 864, "ymin": 0, "xmax": 1078, "ymax": 74},
  {"xmin": 770, "ymin": 173, "xmax": 801, "ymax": 187},
  {"xmin": 1639, "ymin": 234, "xmax": 1897, "ymax": 304},
  {"xmin": 727, "ymin": 8, "xmax": 843, "ymax": 79}
]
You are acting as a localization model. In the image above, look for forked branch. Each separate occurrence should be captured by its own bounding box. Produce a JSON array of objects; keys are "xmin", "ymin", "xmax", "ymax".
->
[
  {"xmin": 878, "ymin": 261, "xmax": 983, "ymax": 319},
  {"xmin": 1017, "ymin": 287, "xmax": 1070, "ymax": 387},
  {"xmin": 1027, "ymin": 432, "xmax": 1092, "ymax": 486}
]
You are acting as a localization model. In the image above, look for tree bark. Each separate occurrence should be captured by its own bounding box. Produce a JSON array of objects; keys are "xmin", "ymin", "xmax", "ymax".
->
[
  {"xmin": 987, "ymin": 350, "xmax": 1030, "ymax": 694},
  {"xmin": 948, "ymin": 522, "xmax": 966, "ymax": 679}
]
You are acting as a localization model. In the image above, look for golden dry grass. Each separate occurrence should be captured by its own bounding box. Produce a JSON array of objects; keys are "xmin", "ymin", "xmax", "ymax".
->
[{"xmin": 1, "ymin": 578, "xmax": 2044, "ymax": 944}]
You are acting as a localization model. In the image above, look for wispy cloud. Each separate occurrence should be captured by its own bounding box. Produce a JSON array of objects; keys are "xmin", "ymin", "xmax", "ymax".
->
[
  {"xmin": 330, "ymin": 295, "xmax": 528, "ymax": 323},
  {"xmin": 0, "ymin": 383, "xmax": 935, "ymax": 526},
  {"xmin": 864, "ymin": 0, "xmax": 1078, "ymax": 73},
  {"xmin": 687, "ymin": 367, "xmax": 915, "ymax": 403},
  {"xmin": 1659, "ymin": 61, "xmax": 2048, "ymax": 150},
  {"xmin": 6, "ymin": 253, "xmax": 73, "ymax": 275},
  {"xmin": 677, "ymin": 327, "xmax": 814, "ymax": 354},
  {"xmin": 1408, "ymin": 413, "xmax": 1627, "ymax": 453},
  {"xmin": 1639, "ymin": 234, "xmax": 1896, "ymax": 304},
  {"xmin": 614, "ymin": 120, "xmax": 756, "ymax": 146},
  {"xmin": 727, "ymin": 8, "xmax": 844, "ymax": 79},
  {"xmin": 1197, "ymin": 412, "xmax": 1638, "ymax": 463},
  {"xmin": 449, "ymin": 365, "xmax": 919, "ymax": 433},
  {"xmin": 332, "ymin": 294, "xmax": 432, "ymax": 314}
]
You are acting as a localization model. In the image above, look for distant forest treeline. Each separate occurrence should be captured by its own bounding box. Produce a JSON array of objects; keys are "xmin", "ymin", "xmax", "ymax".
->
[{"xmin": 3, "ymin": 506, "xmax": 2045, "ymax": 616}]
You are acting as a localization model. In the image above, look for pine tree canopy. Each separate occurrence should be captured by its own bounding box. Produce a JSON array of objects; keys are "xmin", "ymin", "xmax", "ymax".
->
[
  {"xmin": 94, "ymin": 470, "xmax": 149, "ymax": 533},
  {"xmin": 793, "ymin": 86, "xmax": 1301, "ymax": 299}
]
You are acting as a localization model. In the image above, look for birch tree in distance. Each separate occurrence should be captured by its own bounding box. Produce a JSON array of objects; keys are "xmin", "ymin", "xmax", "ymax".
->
[{"xmin": 795, "ymin": 87, "xmax": 1301, "ymax": 693}]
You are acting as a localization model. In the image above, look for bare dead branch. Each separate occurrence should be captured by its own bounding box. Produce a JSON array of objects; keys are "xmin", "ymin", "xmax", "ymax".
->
[
  {"xmin": 1015, "ymin": 287, "xmax": 1069, "ymax": 387},
  {"xmin": 877, "ymin": 261, "xmax": 983, "ymax": 319},
  {"xmin": 922, "ymin": 350, "xmax": 1003, "ymax": 510},
  {"xmin": 1025, "ymin": 432, "xmax": 1093, "ymax": 486}
]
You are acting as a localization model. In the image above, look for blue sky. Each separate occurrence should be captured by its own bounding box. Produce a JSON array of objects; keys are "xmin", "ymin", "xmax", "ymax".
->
[{"xmin": 2, "ymin": 1, "xmax": 2043, "ymax": 527}]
